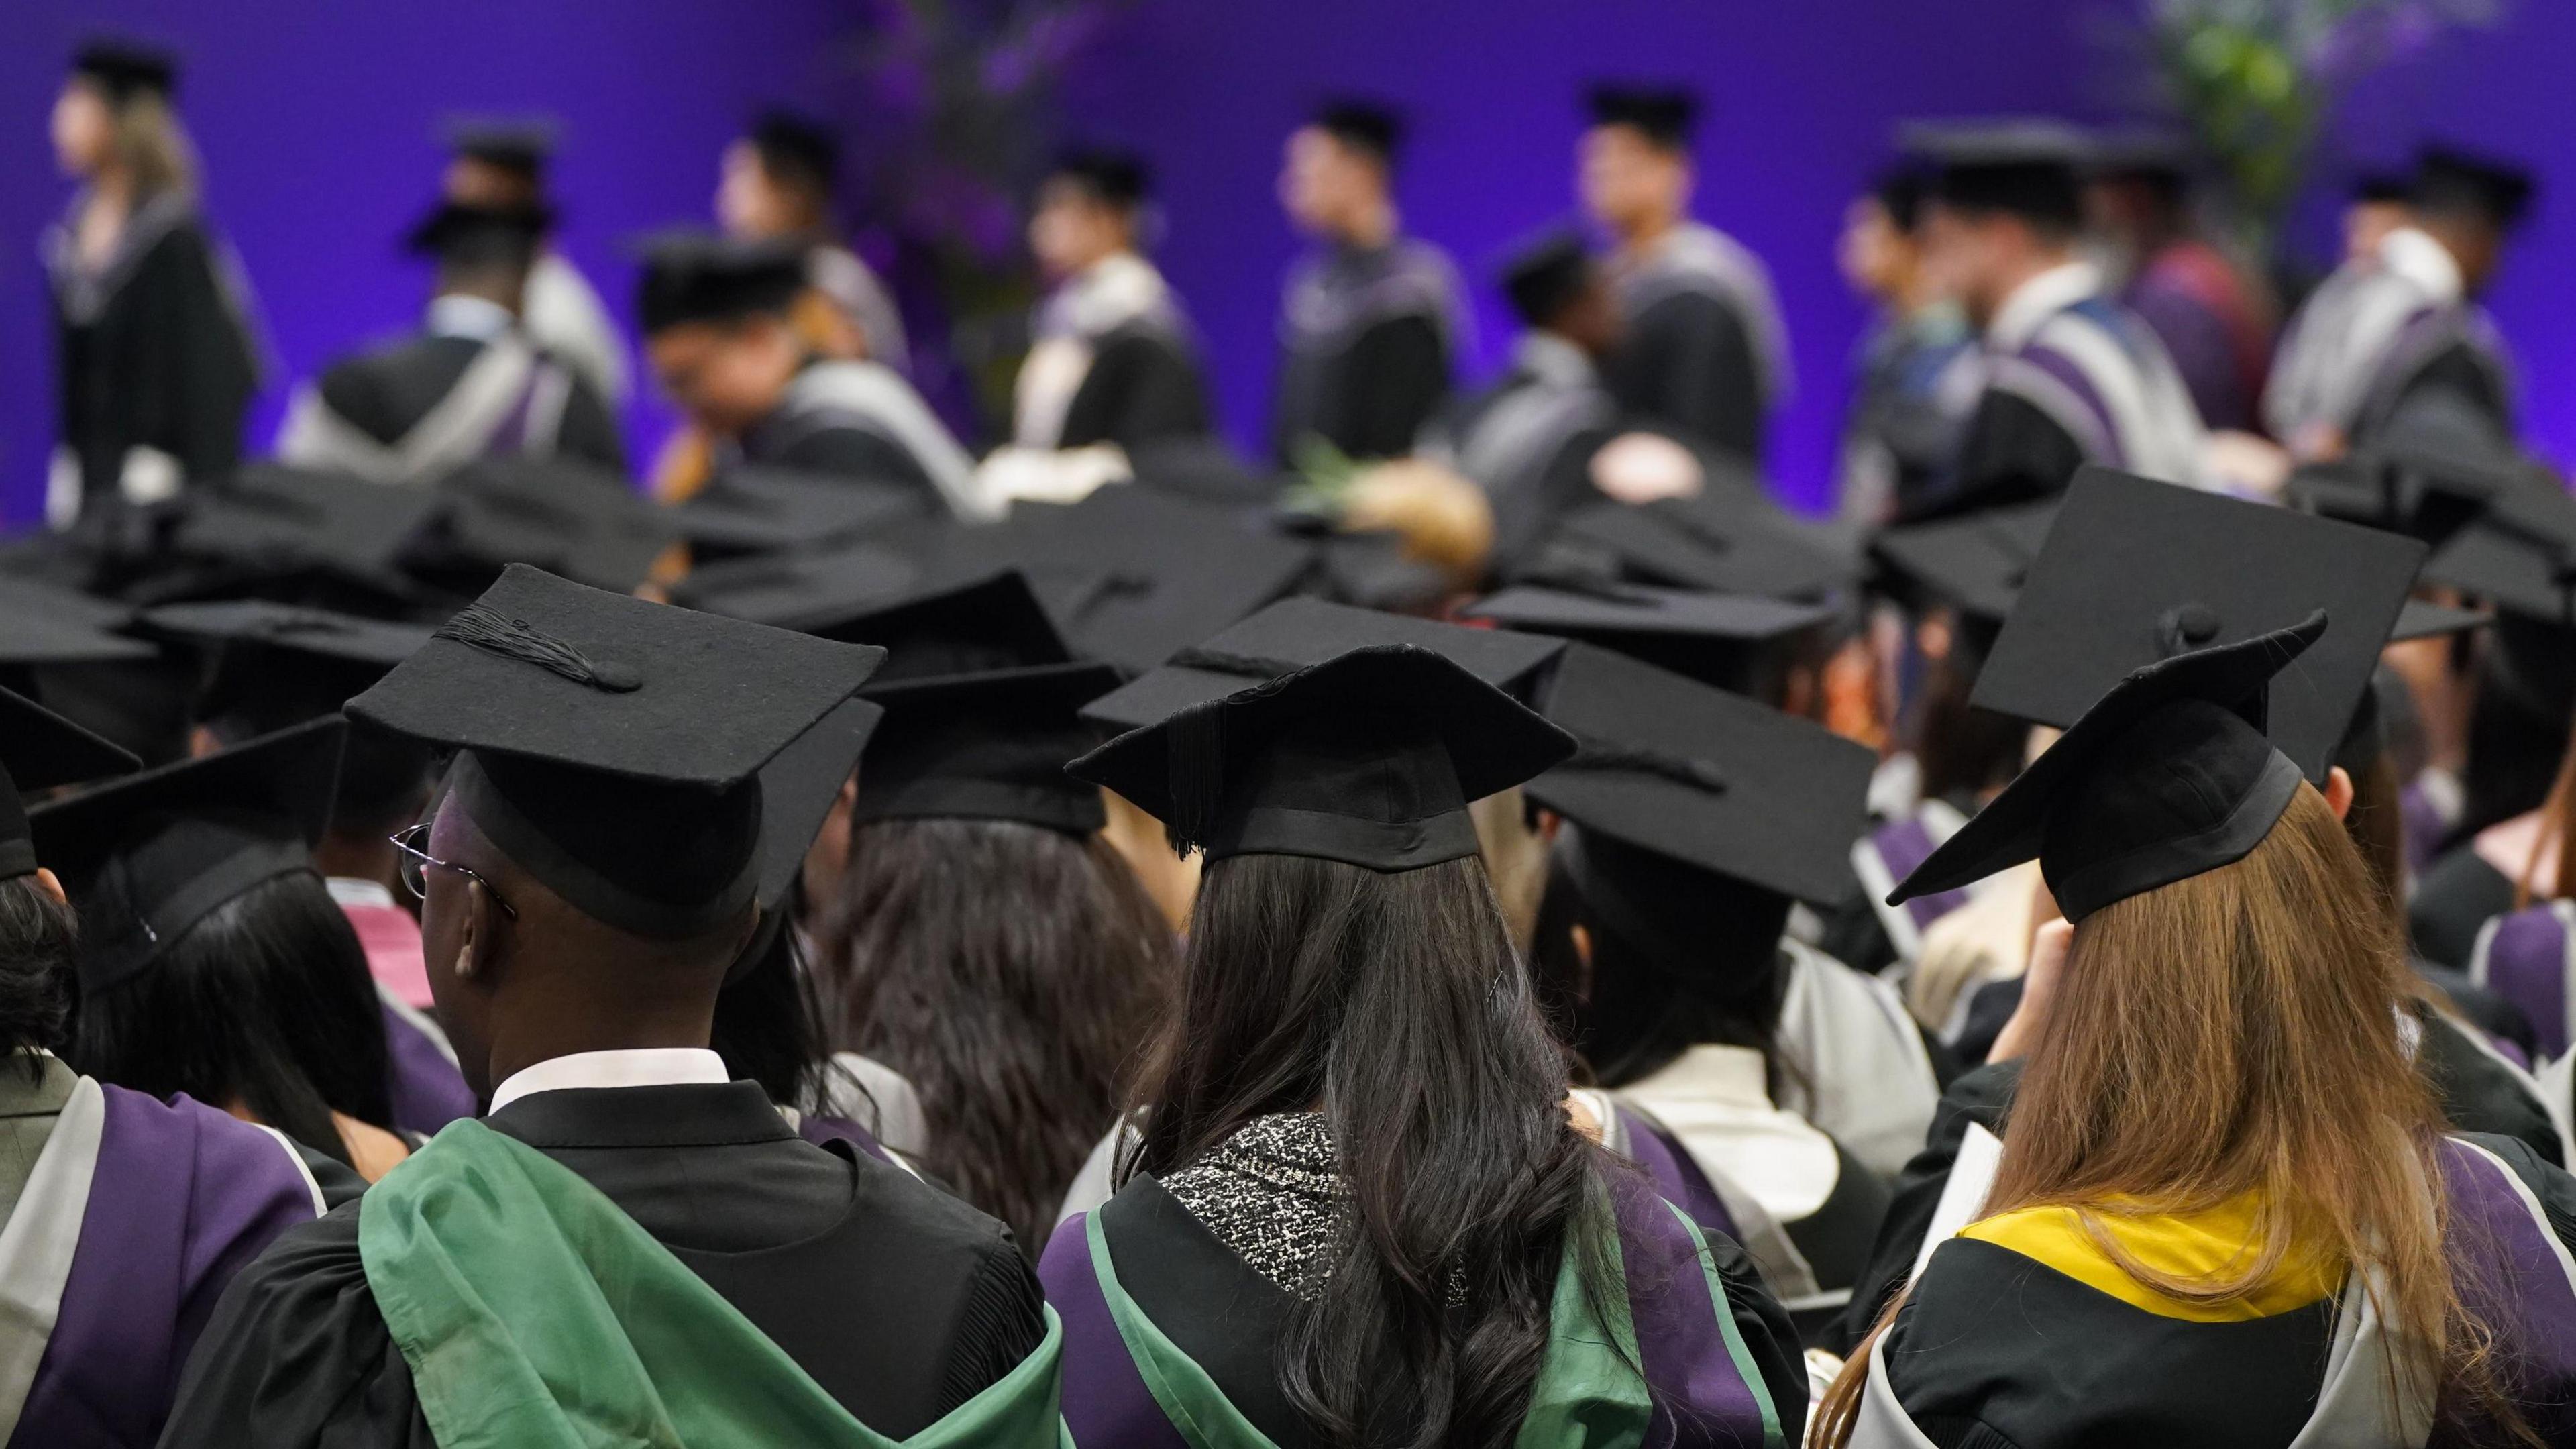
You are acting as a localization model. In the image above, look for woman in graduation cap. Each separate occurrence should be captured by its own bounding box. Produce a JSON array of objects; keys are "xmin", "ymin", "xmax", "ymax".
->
[
  {"xmin": 1815, "ymin": 615, "xmax": 2576, "ymax": 1448},
  {"xmin": 0, "ymin": 688, "xmax": 334, "ymax": 1448},
  {"xmin": 46, "ymin": 40, "xmax": 261, "ymax": 546},
  {"xmin": 1045, "ymin": 642, "xmax": 1805, "ymax": 1449}
]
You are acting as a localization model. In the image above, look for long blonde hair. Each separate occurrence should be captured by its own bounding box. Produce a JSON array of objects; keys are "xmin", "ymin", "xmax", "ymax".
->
[{"xmin": 1813, "ymin": 785, "xmax": 2531, "ymax": 1445}]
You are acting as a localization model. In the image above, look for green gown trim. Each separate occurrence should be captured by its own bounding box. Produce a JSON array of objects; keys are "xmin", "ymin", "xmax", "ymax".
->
[{"xmin": 358, "ymin": 1118, "xmax": 1068, "ymax": 1448}]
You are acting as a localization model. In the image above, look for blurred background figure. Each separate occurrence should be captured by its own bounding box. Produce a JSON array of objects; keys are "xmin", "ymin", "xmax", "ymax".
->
[
  {"xmin": 1834, "ymin": 166, "xmax": 1975, "ymax": 524},
  {"xmin": 441, "ymin": 117, "xmax": 630, "ymax": 409},
  {"xmin": 717, "ymin": 108, "xmax": 911, "ymax": 378},
  {"xmin": 2083, "ymin": 130, "xmax": 2277, "ymax": 436}
]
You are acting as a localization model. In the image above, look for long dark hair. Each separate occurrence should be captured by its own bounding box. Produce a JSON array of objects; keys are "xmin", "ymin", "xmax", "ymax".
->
[
  {"xmin": 1561, "ymin": 837, "xmax": 1797, "ymax": 1093},
  {"xmin": 1908, "ymin": 637, "xmax": 2025, "ymax": 808},
  {"xmin": 65, "ymin": 871, "xmax": 392, "ymax": 1166},
  {"xmin": 710, "ymin": 900, "xmax": 872, "ymax": 1120},
  {"xmin": 818, "ymin": 817, "xmax": 1174, "ymax": 1253},
  {"xmin": 1132, "ymin": 851, "xmax": 1611, "ymax": 1449},
  {"xmin": 0, "ymin": 877, "xmax": 78, "ymax": 1081}
]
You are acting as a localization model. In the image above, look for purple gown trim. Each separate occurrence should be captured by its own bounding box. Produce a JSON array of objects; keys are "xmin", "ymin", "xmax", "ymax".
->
[
  {"xmin": 1872, "ymin": 816, "xmax": 1969, "ymax": 933},
  {"xmin": 794, "ymin": 1112, "xmax": 900, "ymax": 1168},
  {"xmin": 2478, "ymin": 906, "xmax": 2569, "ymax": 1060},
  {"xmin": 13, "ymin": 1086, "xmax": 315, "ymax": 1448},
  {"xmin": 1615, "ymin": 1104, "xmax": 1741, "ymax": 1243},
  {"xmin": 2432, "ymin": 1138, "xmax": 2576, "ymax": 1444},
  {"xmin": 380, "ymin": 1002, "xmax": 477, "ymax": 1136},
  {"xmin": 2013, "ymin": 341, "xmax": 2125, "ymax": 468},
  {"xmin": 1036, "ymin": 1211, "xmax": 1191, "ymax": 1449},
  {"xmin": 2399, "ymin": 780, "xmax": 2452, "ymax": 879}
]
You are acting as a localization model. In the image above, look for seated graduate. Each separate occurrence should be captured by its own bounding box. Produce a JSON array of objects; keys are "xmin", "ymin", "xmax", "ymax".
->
[
  {"xmin": 274, "ymin": 199, "xmax": 626, "ymax": 483},
  {"xmin": 36, "ymin": 718, "xmax": 416, "ymax": 1183},
  {"xmin": 1270, "ymin": 98, "xmax": 1465, "ymax": 467},
  {"xmin": 1045, "ymin": 641, "xmax": 1807, "ymax": 1449},
  {"xmin": 1524, "ymin": 645, "xmax": 1929, "ymax": 1336},
  {"xmin": 1817, "ymin": 615, "xmax": 2576, "ymax": 1448},
  {"xmin": 718, "ymin": 108, "xmax": 911, "ymax": 377},
  {"xmin": 1897, "ymin": 121, "xmax": 2207, "ymax": 521},
  {"xmin": 441, "ymin": 117, "xmax": 631, "ymax": 411},
  {"xmin": 161, "ymin": 565, "xmax": 1061, "ymax": 1446},
  {"xmin": 0, "ymin": 688, "xmax": 333, "ymax": 1448},
  {"xmin": 636, "ymin": 232, "xmax": 985, "ymax": 518},
  {"xmin": 809, "ymin": 572, "xmax": 1175, "ymax": 1255},
  {"xmin": 2082, "ymin": 131, "xmax": 2277, "ymax": 436},
  {"xmin": 2459, "ymin": 712, "xmax": 2576, "ymax": 1061},
  {"xmin": 1578, "ymin": 85, "xmax": 1790, "ymax": 468},
  {"xmin": 1835, "ymin": 164, "xmax": 1977, "ymax": 525},
  {"xmin": 140, "ymin": 600, "xmax": 470, "ymax": 1135}
]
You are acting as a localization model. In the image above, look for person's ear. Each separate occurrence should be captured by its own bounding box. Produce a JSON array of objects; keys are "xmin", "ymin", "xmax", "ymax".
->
[
  {"xmin": 453, "ymin": 878, "xmax": 493, "ymax": 982},
  {"xmin": 2324, "ymin": 765, "xmax": 2355, "ymax": 822},
  {"xmin": 1535, "ymin": 808, "xmax": 1563, "ymax": 843},
  {"xmin": 1568, "ymin": 922, "xmax": 1596, "ymax": 1007},
  {"xmin": 30, "ymin": 868, "xmax": 66, "ymax": 907}
]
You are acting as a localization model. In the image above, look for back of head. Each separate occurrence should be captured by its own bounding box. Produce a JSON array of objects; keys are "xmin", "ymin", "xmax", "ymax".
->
[{"xmin": 0, "ymin": 876, "xmax": 77, "ymax": 1075}]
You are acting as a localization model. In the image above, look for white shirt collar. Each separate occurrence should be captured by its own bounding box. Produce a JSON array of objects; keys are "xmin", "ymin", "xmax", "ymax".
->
[
  {"xmin": 325, "ymin": 877, "xmax": 398, "ymax": 911},
  {"xmin": 487, "ymin": 1047, "xmax": 731, "ymax": 1114},
  {"xmin": 426, "ymin": 293, "xmax": 518, "ymax": 342},
  {"xmin": 2377, "ymin": 226, "xmax": 2465, "ymax": 302},
  {"xmin": 1513, "ymin": 331, "xmax": 1598, "ymax": 388},
  {"xmin": 1986, "ymin": 260, "xmax": 2103, "ymax": 352}
]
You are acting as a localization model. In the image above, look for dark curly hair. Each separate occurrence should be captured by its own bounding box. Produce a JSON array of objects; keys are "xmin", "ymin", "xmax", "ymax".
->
[{"xmin": 0, "ymin": 875, "xmax": 78, "ymax": 1081}]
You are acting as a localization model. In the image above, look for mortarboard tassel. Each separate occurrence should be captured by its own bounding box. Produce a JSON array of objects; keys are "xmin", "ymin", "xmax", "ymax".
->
[
  {"xmin": 434, "ymin": 602, "xmax": 643, "ymax": 693},
  {"xmin": 1161, "ymin": 698, "xmax": 1227, "ymax": 859},
  {"xmin": 1563, "ymin": 735, "xmax": 1727, "ymax": 794}
]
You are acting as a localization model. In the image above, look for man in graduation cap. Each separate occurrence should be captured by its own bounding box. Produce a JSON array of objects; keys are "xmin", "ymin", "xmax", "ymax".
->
[
  {"xmin": 1270, "ymin": 99, "xmax": 1466, "ymax": 468},
  {"xmin": 442, "ymin": 117, "xmax": 631, "ymax": 410},
  {"xmin": 718, "ymin": 108, "xmax": 911, "ymax": 378},
  {"xmin": 275, "ymin": 199, "xmax": 625, "ymax": 484},
  {"xmin": 1900, "ymin": 119, "xmax": 2207, "ymax": 520},
  {"xmin": 2084, "ymin": 131, "xmax": 2276, "ymax": 435},
  {"xmin": 163, "ymin": 566, "xmax": 1062, "ymax": 1446},
  {"xmin": 637, "ymin": 231, "xmax": 986, "ymax": 519},
  {"xmin": 1579, "ymin": 85, "xmax": 1791, "ymax": 466},
  {"xmin": 2268, "ymin": 143, "xmax": 2535, "ymax": 468}
]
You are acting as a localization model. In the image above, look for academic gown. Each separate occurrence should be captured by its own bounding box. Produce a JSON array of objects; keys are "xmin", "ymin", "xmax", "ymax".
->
[
  {"xmin": 45, "ymin": 191, "xmax": 261, "ymax": 538},
  {"xmin": 2266, "ymin": 227, "xmax": 2516, "ymax": 462},
  {"xmin": 521, "ymin": 250, "xmax": 631, "ymax": 411},
  {"xmin": 1014, "ymin": 253, "xmax": 1213, "ymax": 455},
  {"xmin": 734, "ymin": 358, "xmax": 986, "ymax": 520},
  {"xmin": 2410, "ymin": 845, "xmax": 2518, "ymax": 973},
  {"xmin": 1424, "ymin": 331, "xmax": 1619, "ymax": 568},
  {"xmin": 1603, "ymin": 221, "xmax": 1791, "ymax": 465},
  {"xmin": 160, "ymin": 1080, "xmax": 1049, "ymax": 1446},
  {"xmin": 2467, "ymin": 898, "xmax": 2576, "ymax": 1061},
  {"xmin": 1836, "ymin": 302, "xmax": 1977, "ymax": 524},
  {"xmin": 2121, "ymin": 238, "xmax": 2271, "ymax": 435},
  {"xmin": 1270, "ymin": 237, "xmax": 1463, "ymax": 464}
]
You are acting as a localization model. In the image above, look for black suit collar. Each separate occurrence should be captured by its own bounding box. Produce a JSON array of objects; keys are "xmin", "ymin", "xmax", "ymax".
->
[{"xmin": 486, "ymin": 1079, "xmax": 794, "ymax": 1150}]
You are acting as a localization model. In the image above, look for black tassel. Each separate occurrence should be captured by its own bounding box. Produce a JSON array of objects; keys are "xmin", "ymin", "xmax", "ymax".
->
[
  {"xmin": 1167, "ymin": 645, "xmax": 1305, "ymax": 678},
  {"xmin": 434, "ymin": 602, "xmax": 643, "ymax": 693},
  {"xmin": 1162, "ymin": 699, "xmax": 1228, "ymax": 857},
  {"xmin": 1564, "ymin": 734, "xmax": 1727, "ymax": 794}
]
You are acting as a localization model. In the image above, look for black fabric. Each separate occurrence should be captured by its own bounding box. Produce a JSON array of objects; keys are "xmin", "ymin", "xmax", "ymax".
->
[
  {"xmin": 1058, "ymin": 327, "xmax": 1215, "ymax": 453},
  {"xmin": 159, "ymin": 1081, "xmax": 1047, "ymax": 1446},
  {"xmin": 2415, "ymin": 1000, "xmax": 2565, "ymax": 1168},
  {"xmin": 1905, "ymin": 120, "xmax": 2090, "ymax": 232},
  {"xmin": 455, "ymin": 749, "xmax": 761, "ymax": 941},
  {"xmin": 635, "ymin": 233, "xmax": 806, "ymax": 333},
  {"xmin": 853, "ymin": 663, "xmax": 1116, "ymax": 836},
  {"xmin": 1554, "ymin": 484, "xmax": 1859, "ymax": 602},
  {"xmin": 0, "ymin": 684, "xmax": 139, "ymax": 878},
  {"xmin": 173, "ymin": 462, "xmax": 451, "ymax": 592},
  {"xmin": 2416, "ymin": 961, "xmax": 2541, "ymax": 1063},
  {"xmin": 1868, "ymin": 500, "xmax": 2061, "ymax": 627},
  {"xmin": 1830, "ymin": 1059, "xmax": 2021, "ymax": 1355},
  {"xmin": 403, "ymin": 201, "xmax": 549, "ymax": 270},
  {"xmin": 1273, "ymin": 313, "xmax": 1449, "ymax": 464},
  {"xmin": 1585, "ymin": 87, "xmax": 1697, "ymax": 148},
  {"xmin": 315, "ymin": 334, "xmax": 625, "ymax": 473},
  {"xmin": 742, "ymin": 409, "xmax": 943, "ymax": 508},
  {"xmin": 1102, "ymin": 1175, "xmax": 1315, "ymax": 1449},
  {"xmin": 2408, "ymin": 846, "xmax": 2516, "ymax": 971},
  {"xmin": 1469, "ymin": 582, "xmax": 1836, "ymax": 697},
  {"xmin": 1780, "ymin": 1140, "xmax": 1896, "ymax": 1343},
  {"xmin": 819, "ymin": 568, "xmax": 1075, "ymax": 678},
  {"xmin": 1605, "ymin": 289, "xmax": 1764, "ymax": 464},
  {"xmin": 1911, "ymin": 386, "xmax": 2089, "ymax": 524},
  {"xmin": 670, "ymin": 466, "xmax": 928, "ymax": 561}
]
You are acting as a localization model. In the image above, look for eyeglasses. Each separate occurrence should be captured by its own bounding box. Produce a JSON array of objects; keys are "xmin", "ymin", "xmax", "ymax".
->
[{"xmin": 389, "ymin": 822, "xmax": 519, "ymax": 920}]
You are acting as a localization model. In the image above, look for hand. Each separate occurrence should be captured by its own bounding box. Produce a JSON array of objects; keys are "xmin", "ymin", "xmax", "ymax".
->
[{"xmin": 1988, "ymin": 919, "xmax": 2072, "ymax": 1063}]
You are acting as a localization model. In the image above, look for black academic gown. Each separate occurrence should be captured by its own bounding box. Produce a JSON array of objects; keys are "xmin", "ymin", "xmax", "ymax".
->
[
  {"xmin": 1057, "ymin": 326, "xmax": 1214, "ymax": 453},
  {"xmin": 1607, "ymin": 288, "xmax": 1765, "ymax": 465},
  {"xmin": 1270, "ymin": 240, "xmax": 1460, "ymax": 464},
  {"xmin": 733, "ymin": 359, "xmax": 979, "ymax": 519},
  {"xmin": 1430, "ymin": 333, "xmax": 1619, "ymax": 570},
  {"xmin": 312, "ymin": 334, "xmax": 625, "ymax": 474},
  {"xmin": 159, "ymin": 1081, "xmax": 1046, "ymax": 1446}
]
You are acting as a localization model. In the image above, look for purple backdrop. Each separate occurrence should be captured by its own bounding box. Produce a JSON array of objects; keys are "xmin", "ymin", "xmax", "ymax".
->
[{"xmin": 0, "ymin": 1, "xmax": 2568, "ymax": 522}]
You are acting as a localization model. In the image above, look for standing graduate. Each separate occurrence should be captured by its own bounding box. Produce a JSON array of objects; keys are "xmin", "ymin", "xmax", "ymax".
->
[
  {"xmin": 1580, "ymin": 85, "xmax": 1790, "ymax": 466},
  {"xmin": 718, "ymin": 109, "xmax": 911, "ymax": 376},
  {"xmin": 2082, "ymin": 134, "xmax": 2277, "ymax": 435},
  {"xmin": 1270, "ymin": 99, "xmax": 1465, "ymax": 466},
  {"xmin": 162, "ymin": 566, "xmax": 1062, "ymax": 1446},
  {"xmin": 45, "ymin": 41, "xmax": 261, "ymax": 545},
  {"xmin": 1898, "ymin": 121, "xmax": 2208, "ymax": 519},
  {"xmin": 441, "ymin": 118, "xmax": 631, "ymax": 411},
  {"xmin": 1046, "ymin": 642, "xmax": 1805, "ymax": 1448},
  {"xmin": 2267, "ymin": 145, "xmax": 2534, "ymax": 466},
  {"xmin": 637, "ymin": 232, "xmax": 986, "ymax": 517},
  {"xmin": 274, "ymin": 200, "xmax": 626, "ymax": 483},
  {"xmin": 1816, "ymin": 619, "xmax": 2576, "ymax": 1448},
  {"xmin": 1835, "ymin": 167, "xmax": 1977, "ymax": 525}
]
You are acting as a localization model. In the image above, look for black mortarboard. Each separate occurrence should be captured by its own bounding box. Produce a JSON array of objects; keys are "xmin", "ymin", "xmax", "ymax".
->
[
  {"xmin": 1586, "ymin": 86, "xmax": 1697, "ymax": 149},
  {"xmin": 1050, "ymin": 148, "xmax": 1150, "ymax": 208},
  {"xmin": 1868, "ymin": 499, "xmax": 2060, "ymax": 626},
  {"xmin": 1526, "ymin": 643, "xmax": 1869, "ymax": 906},
  {"xmin": 2352, "ymin": 169, "xmax": 2413, "ymax": 205},
  {"xmin": 31, "ymin": 717, "xmax": 344, "ymax": 992},
  {"xmin": 442, "ymin": 117, "xmax": 557, "ymax": 178},
  {"xmin": 2421, "ymin": 480, "xmax": 2576, "ymax": 726},
  {"xmin": 670, "ymin": 539, "xmax": 923, "ymax": 631},
  {"xmin": 1872, "ymin": 164, "xmax": 1933, "ymax": 233},
  {"xmin": 1069, "ymin": 645, "xmax": 1575, "ymax": 871},
  {"xmin": 0, "ymin": 578, "xmax": 154, "ymax": 667},
  {"xmin": 1465, "ymin": 582, "xmax": 1836, "ymax": 696},
  {"xmin": 1500, "ymin": 232, "xmax": 1595, "ymax": 329},
  {"xmin": 1313, "ymin": 99, "xmax": 1402, "ymax": 164},
  {"xmin": 0, "ymin": 582, "xmax": 185, "ymax": 771},
  {"xmin": 72, "ymin": 40, "xmax": 177, "ymax": 104},
  {"xmin": 634, "ymin": 232, "xmax": 808, "ymax": 335},
  {"xmin": 404, "ymin": 200, "xmax": 553, "ymax": 268},
  {"xmin": 1902, "ymin": 118, "xmax": 2090, "ymax": 232},
  {"xmin": 431, "ymin": 456, "xmax": 679, "ymax": 594},
  {"xmin": 1970, "ymin": 468, "xmax": 2423, "ymax": 781},
  {"xmin": 1307, "ymin": 531, "xmax": 1452, "ymax": 615},
  {"xmin": 749, "ymin": 694, "xmax": 879, "ymax": 922},
  {"xmin": 1081, "ymin": 594, "xmax": 1566, "ymax": 731},
  {"xmin": 2413, "ymin": 144, "xmax": 2536, "ymax": 230},
  {"xmin": 172, "ymin": 463, "xmax": 447, "ymax": 599},
  {"xmin": 857, "ymin": 662, "xmax": 1118, "ymax": 836},
  {"xmin": 816, "ymin": 567, "xmax": 1074, "ymax": 679},
  {"xmin": 1891, "ymin": 614, "xmax": 2324, "ymax": 922},
  {"xmin": 2391, "ymin": 598, "xmax": 2490, "ymax": 644},
  {"xmin": 1552, "ymin": 485, "xmax": 1861, "ymax": 602},
  {"xmin": 747, "ymin": 109, "xmax": 840, "ymax": 193},
  {"xmin": 669, "ymin": 466, "xmax": 932, "ymax": 563},
  {"xmin": 0, "ymin": 688, "xmax": 139, "ymax": 882},
  {"xmin": 347, "ymin": 565, "xmax": 886, "ymax": 939}
]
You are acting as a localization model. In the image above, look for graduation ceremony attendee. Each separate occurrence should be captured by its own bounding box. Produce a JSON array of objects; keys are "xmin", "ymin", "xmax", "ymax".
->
[
  {"xmin": 2267, "ymin": 144, "xmax": 2534, "ymax": 466},
  {"xmin": 1270, "ymin": 99, "xmax": 1466, "ymax": 466},
  {"xmin": 1045, "ymin": 643, "xmax": 1806, "ymax": 1448},
  {"xmin": 718, "ymin": 107, "xmax": 912, "ymax": 376},
  {"xmin": 441, "ymin": 117, "xmax": 631, "ymax": 409},
  {"xmin": 45, "ymin": 40, "xmax": 262, "ymax": 543},
  {"xmin": 1900, "ymin": 120, "xmax": 2207, "ymax": 519},
  {"xmin": 34, "ymin": 719, "xmax": 417, "ymax": 1181},
  {"xmin": 2084, "ymin": 132, "xmax": 2277, "ymax": 435},
  {"xmin": 636, "ymin": 231, "xmax": 987, "ymax": 518},
  {"xmin": 0, "ymin": 688, "xmax": 335, "ymax": 1449},
  {"xmin": 273, "ymin": 199, "xmax": 627, "ymax": 483},
  {"xmin": 1816, "ymin": 616, "xmax": 2576, "ymax": 1448},
  {"xmin": 163, "ymin": 566, "xmax": 1063, "ymax": 1446},
  {"xmin": 2342, "ymin": 169, "xmax": 2416, "ymax": 264},
  {"xmin": 1528, "ymin": 643, "xmax": 1935, "ymax": 1340},
  {"xmin": 1835, "ymin": 166, "xmax": 1976, "ymax": 525},
  {"xmin": 1580, "ymin": 85, "xmax": 1791, "ymax": 466},
  {"xmin": 2458, "ymin": 714, "xmax": 2576, "ymax": 1059}
]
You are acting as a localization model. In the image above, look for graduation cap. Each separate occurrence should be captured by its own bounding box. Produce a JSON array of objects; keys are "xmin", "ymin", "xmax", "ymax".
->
[
  {"xmin": 1081, "ymin": 594, "xmax": 1566, "ymax": 731},
  {"xmin": 729, "ymin": 692, "xmax": 882, "ymax": 974},
  {"xmin": 1526, "ymin": 643, "xmax": 1869, "ymax": 907},
  {"xmin": 72, "ymin": 39, "xmax": 177, "ymax": 103},
  {"xmin": 347, "ymin": 565, "xmax": 885, "ymax": 939},
  {"xmin": 1312, "ymin": 98, "xmax": 1402, "ymax": 164},
  {"xmin": 442, "ymin": 117, "xmax": 557, "ymax": 178},
  {"xmin": 31, "ymin": 717, "xmax": 344, "ymax": 992},
  {"xmin": 671, "ymin": 538, "xmax": 922, "ymax": 630},
  {"xmin": 1890, "ymin": 614, "xmax": 2322, "ymax": 922},
  {"xmin": 404, "ymin": 200, "xmax": 553, "ymax": 269},
  {"xmin": 1464, "ymin": 582, "xmax": 1837, "ymax": 696},
  {"xmin": 858, "ymin": 662, "xmax": 1118, "ymax": 836},
  {"xmin": 0, "ymin": 578, "xmax": 154, "ymax": 668},
  {"xmin": 1970, "ymin": 468, "xmax": 2424, "ymax": 781},
  {"xmin": 1308, "ymin": 531, "xmax": 1454, "ymax": 615},
  {"xmin": 1069, "ymin": 645, "xmax": 1574, "ymax": 871},
  {"xmin": 0, "ymin": 580, "xmax": 181, "ymax": 768},
  {"xmin": 816, "ymin": 567, "xmax": 1075, "ymax": 679},
  {"xmin": 1499, "ymin": 231, "xmax": 1595, "ymax": 329},
  {"xmin": 1871, "ymin": 163, "xmax": 1933, "ymax": 232},
  {"xmin": 171, "ymin": 463, "xmax": 447, "ymax": 598},
  {"xmin": 2413, "ymin": 144, "xmax": 2536, "ymax": 230},
  {"xmin": 667, "ymin": 466, "xmax": 932, "ymax": 562},
  {"xmin": 1125, "ymin": 437, "xmax": 1284, "ymax": 504},
  {"xmin": 432, "ymin": 455, "xmax": 679, "ymax": 594},
  {"xmin": 2391, "ymin": 598, "xmax": 2489, "ymax": 644},
  {"xmin": 1901, "ymin": 117, "xmax": 2090, "ymax": 231},
  {"xmin": 2352, "ymin": 169, "xmax": 2413, "ymax": 205},
  {"xmin": 1552, "ymin": 485, "xmax": 1860, "ymax": 602},
  {"xmin": 634, "ymin": 231, "xmax": 807, "ymax": 335},
  {"xmin": 1868, "ymin": 498, "xmax": 2060, "ymax": 627},
  {"xmin": 0, "ymin": 688, "xmax": 140, "ymax": 882},
  {"xmin": 747, "ymin": 109, "xmax": 839, "ymax": 193},
  {"xmin": 2420, "ymin": 480, "xmax": 2576, "ymax": 725},
  {"xmin": 1049, "ymin": 148, "xmax": 1150, "ymax": 208},
  {"xmin": 1585, "ymin": 85, "xmax": 1697, "ymax": 149}
]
